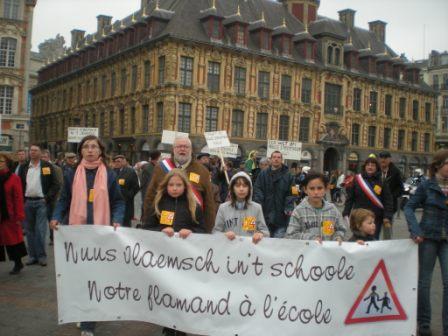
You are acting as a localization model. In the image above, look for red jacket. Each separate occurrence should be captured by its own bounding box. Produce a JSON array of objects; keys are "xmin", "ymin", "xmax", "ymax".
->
[{"xmin": 0, "ymin": 172, "xmax": 25, "ymax": 246}]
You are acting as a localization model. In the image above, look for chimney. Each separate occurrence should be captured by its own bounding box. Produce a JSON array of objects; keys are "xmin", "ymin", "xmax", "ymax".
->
[
  {"xmin": 369, "ymin": 20, "xmax": 387, "ymax": 43},
  {"xmin": 282, "ymin": 0, "xmax": 320, "ymax": 27},
  {"xmin": 338, "ymin": 9, "xmax": 356, "ymax": 29},
  {"xmin": 97, "ymin": 15, "xmax": 113, "ymax": 33},
  {"xmin": 71, "ymin": 29, "xmax": 85, "ymax": 49}
]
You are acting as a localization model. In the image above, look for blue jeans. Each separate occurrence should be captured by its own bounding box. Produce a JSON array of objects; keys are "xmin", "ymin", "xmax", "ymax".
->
[
  {"xmin": 270, "ymin": 226, "xmax": 287, "ymax": 238},
  {"xmin": 418, "ymin": 239, "xmax": 448, "ymax": 335},
  {"xmin": 24, "ymin": 199, "xmax": 48, "ymax": 262}
]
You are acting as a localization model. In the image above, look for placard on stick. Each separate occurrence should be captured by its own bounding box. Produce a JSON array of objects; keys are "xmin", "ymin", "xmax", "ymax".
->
[
  {"xmin": 267, "ymin": 140, "xmax": 302, "ymax": 161},
  {"xmin": 209, "ymin": 144, "xmax": 238, "ymax": 159},
  {"xmin": 204, "ymin": 131, "xmax": 231, "ymax": 149},
  {"xmin": 161, "ymin": 130, "xmax": 189, "ymax": 145},
  {"xmin": 67, "ymin": 127, "xmax": 99, "ymax": 143}
]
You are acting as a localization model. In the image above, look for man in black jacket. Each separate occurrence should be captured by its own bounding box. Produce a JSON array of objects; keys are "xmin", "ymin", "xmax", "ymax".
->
[
  {"xmin": 378, "ymin": 151, "xmax": 404, "ymax": 239},
  {"xmin": 113, "ymin": 155, "xmax": 140, "ymax": 227},
  {"xmin": 253, "ymin": 151, "xmax": 294, "ymax": 238},
  {"xmin": 18, "ymin": 144, "xmax": 60, "ymax": 266}
]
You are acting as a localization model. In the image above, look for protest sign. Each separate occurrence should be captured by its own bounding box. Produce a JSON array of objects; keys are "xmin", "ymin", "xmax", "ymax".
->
[
  {"xmin": 67, "ymin": 127, "xmax": 99, "ymax": 143},
  {"xmin": 55, "ymin": 227, "xmax": 417, "ymax": 336},
  {"xmin": 161, "ymin": 130, "xmax": 189, "ymax": 145},
  {"xmin": 267, "ymin": 140, "xmax": 302, "ymax": 160},
  {"xmin": 208, "ymin": 144, "xmax": 239, "ymax": 159},
  {"xmin": 204, "ymin": 131, "xmax": 231, "ymax": 149}
]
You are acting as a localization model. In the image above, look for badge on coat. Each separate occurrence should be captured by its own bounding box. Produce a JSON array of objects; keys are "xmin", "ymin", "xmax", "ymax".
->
[
  {"xmin": 322, "ymin": 220, "xmax": 335, "ymax": 236},
  {"xmin": 291, "ymin": 186, "xmax": 299, "ymax": 195},
  {"xmin": 118, "ymin": 178, "xmax": 125, "ymax": 186},
  {"xmin": 42, "ymin": 167, "xmax": 51, "ymax": 175},
  {"xmin": 88, "ymin": 189, "xmax": 94, "ymax": 203},
  {"xmin": 242, "ymin": 217, "xmax": 256, "ymax": 231},
  {"xmin": 374, "ymin": 185, "xmax": 382, "ymax": 195},
  {"xmin": 189, "ymin": 172, "xmax": 200, "ymax": 184},
  {"xmin": 160, "ymin": 211, "xmax": 175, "ymax": 226}
]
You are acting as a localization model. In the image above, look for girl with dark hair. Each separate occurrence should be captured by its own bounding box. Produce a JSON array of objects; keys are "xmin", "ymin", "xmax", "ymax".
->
[
  {"xmin": 404, "ymin": 149, "xmax": 448, "ymax": 336},
  {"xmin": 0, "ymin": 153, "xmax": 27, "ymax": 274},
  {"xmin": 213, "ymin": 172, "xmax": 269, "ymax": 242},
  {"xmin": 343, "ymin": 157, "xmax": 393, "ymax": 240}
]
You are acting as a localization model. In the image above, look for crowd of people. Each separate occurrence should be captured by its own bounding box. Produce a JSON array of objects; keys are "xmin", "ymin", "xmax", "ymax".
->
[{"xmin": 0, "ymin": 136, "xmax": 446, "ymax": 336}]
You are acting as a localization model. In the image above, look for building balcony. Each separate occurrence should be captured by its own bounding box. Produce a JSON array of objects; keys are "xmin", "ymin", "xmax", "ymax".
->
[{"xmin": 324, "ymin": 105, "xmax": 344, "ymax": 116}]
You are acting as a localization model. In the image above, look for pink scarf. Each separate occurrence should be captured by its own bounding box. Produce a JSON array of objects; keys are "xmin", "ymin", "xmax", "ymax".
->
[{"xmin": 69, "ymin": 159, "xmax": 110, "ymax": 225}]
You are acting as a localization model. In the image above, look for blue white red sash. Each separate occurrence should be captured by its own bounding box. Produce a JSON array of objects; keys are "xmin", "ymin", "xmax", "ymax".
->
[
  {"xmin": 355, "ymin": 174, "xmax": 384, "ymax": 209},
  {"xmin": 160, "ymin": 159, "xmax": 204, "ymax": 209}
]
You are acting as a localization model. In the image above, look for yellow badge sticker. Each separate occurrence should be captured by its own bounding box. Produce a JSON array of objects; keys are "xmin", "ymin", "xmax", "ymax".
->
[
  {"xmin": 242, "ymin": 216, "xmax": 256, "ymax": 231},
  {"xmin": 322, "ymin": 220, "xmax": 335, "ymax": 236},
  {"xmin": 189, "ymin": 172, "xmax": 200, "ymax": 184},
  {"xmin": 291, "ymin": 186, "xmax": 299, "ymax": 195},
  {"xmin": 42, "ymin": 167, "xmax": 51, "ymax": 175},
  {"xmin": 160, "ymin": 211, "xmax": 175, "ymax": 226},
  {"xmin": 118, "ymin": 179, "xmax": 125, "ymax": 186},
  {"xmin": 88, "ymin": 189, "xmax": 94, "ymax": 203},
  {"xmin": 374, "ymin": 185, "xmax": 382, "ymax": 195}
]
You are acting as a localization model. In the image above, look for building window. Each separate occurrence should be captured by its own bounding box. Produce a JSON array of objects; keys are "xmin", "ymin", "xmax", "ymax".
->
[
  {"xmin": 301, "ymin": 78, "xmax": 312, "ymax": 104},
  {"xmin": 231, "ymin": 109, "xmax": 244, "ymax": 137},
  {"xmin": 280, "ymin": 75, "xmax": 291, "ymax": 101},
  {"xmin": 120, "ymin": 68, "xmax": 127, "ymax": 93},
  {"xmin": 260, "ymin": 31, "xmax": 270, "ymax": 50},
  {"xmin": 351, "ymin": 123, "xmax": 360, "ymax": 146},
  {"xmin": 211, "ymin": 18, "xmax": 221, "ymax": 40},
  {"xmin": 0, "ymin": 86, "xmax": 13, "ymax": 115},
  {"xmin": 279, "ymin": 115, "xmax": 289, "ymax": 141},
  {"xmin": 412, "ymin": 100, "xmax": 419, "ymax": 121},
  {"xmin": 399, "ymin": 97, "xmax": 406, "ymax": 119},
  {"xmin": 100, "ymin": 112, "xmax": 105, "ymax": 136},
  {"xmin": 353, "ymin": 88, "xmax": 362, "ymax": 112},
  {"xmin": 335, "ymin": 48, "xmax": 340, "ymax": 66},
  {"xmin": 180, "ymin": 56, "xmax": 193, "ymax": 87},
  {"xmin": 299, "ymin": 117, "xmax": 310, "ymax": 142},
  {"xmin": 208, "ymin": 61, "xmax": 220, "ymax": 92},
  {"xmin": 93, "ymin": 78, "xmax": 98, "ymax": 101},
  {"xmin": 368, "ymin": 126, "xmax": 376, "ymax": 147},
  {"xmin": 4, "ymin": 0, "xmax": 19, "ymax": 19},
  {"xmin": 398, "ymin": 130, "xmax": 405, "ymax": 150},
  {"xmin": 236, "ymin": 25, "xmax": 245, "ymax": 45},
  {"xmin": 234, "ymin": 66, "xmax": 246, "ymax": 95},
  {"xmin": 144, "ymin": 60, "xmax": 151, "ymax": 88},
  {"xmin": 0, "ymin": 37, "xmax": 17, "ymax": 67},
  {"xmin": 384, "ymin": 127, "xmax": 391, "ymax": 149},
  {"xmin": 324, "ymin": 83, "xmax": 342, "ymax": 114},
  {"xmin": 385, "ymin": 94, "xmax": 392, "ymax": 117},
  {"xmin": 411, "ymin": 131, "xmax": 418, "ymax": 151},
  {"xmin": 111, "ymin": 71, "xmax": 116, "ymax": 96},
  {"xmin": 130, "ymin": 106, "xmax": 136, "ymax": 133},
  {"xmin": 101, "ymin": 75, "xmax": 107, "ymax": 99},
  {"xmin": 282, "ymin": 37, "xmax": 291, "ymax": 55},
  {"xmin": 119, "ymin": 108, "xmax": 125, "ymax": 134},
  {"xmin": 205, "ymin": 106, "xmax": 218, "ymax": 132},
  {"xmin": 131, "ymin": 65, "xmax": 138, "ymax": 92},
  {"xmin": 425, "ymin": 103, "xmax": 431, "ymax": 122},
  {"xmin": 424, "ymin": 133, "xmax": 430, "ymax": 152},
  {"xmin": 258, "ymin": 71, "xmax": 270, "ymax": 99},
  {"xmin": 156, "ymin": 102, "xmax": 163, "ymax": 132},
  {"xmin": 109, "ymin": 110, "xmax": 114, "ymax": 136},
  {"xmin": 158, "ymin": 56, "xmax": 165, "ymax": 85},
  {"xmin": 142, "ymin": 105, "xmax": 149, "ymax": 133},
  {"xmin": 369, "ymin": 91, "xmax": 378, "ymax": 114},
  {"xmin": 256, "ymin": 112, "xmax": 268, "ymax": 139},
  {"xmin": 327, "ymin": 45, "xmax": 333, "ymax": 64},
  {"xmin": 178, "ymin": 103, "xmax": 191, "ymax": 133}
]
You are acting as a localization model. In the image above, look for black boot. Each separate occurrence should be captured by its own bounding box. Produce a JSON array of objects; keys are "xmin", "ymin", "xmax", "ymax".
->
[{"xmin": 9, "ymin": 259, "xmax": 24, "ymax": 275}]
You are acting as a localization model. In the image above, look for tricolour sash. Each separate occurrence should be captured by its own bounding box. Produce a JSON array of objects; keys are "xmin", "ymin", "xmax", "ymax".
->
[
  {"xmin": 160, "ymin": 159, "xmax": 204, "ymax": 209},
  {"xmin": 355, "ymin": 174, "xmax": 384, "ymax": 209}
]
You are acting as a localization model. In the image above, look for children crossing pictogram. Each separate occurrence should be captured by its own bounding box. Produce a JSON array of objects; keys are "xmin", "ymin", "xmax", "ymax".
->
[{"xmin": 345, "ymin": 259, "xmax": 407, "ymax": 324}]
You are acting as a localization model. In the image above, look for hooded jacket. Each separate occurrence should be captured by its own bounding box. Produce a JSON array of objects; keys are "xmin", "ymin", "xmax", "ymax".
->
[
  {"xmin": 285, "ymin": 197, "xmax": 347, "ymax": 241},
  {"xmin": 213, "ymin": 172, "xmax": 269, "ymax": 237}
]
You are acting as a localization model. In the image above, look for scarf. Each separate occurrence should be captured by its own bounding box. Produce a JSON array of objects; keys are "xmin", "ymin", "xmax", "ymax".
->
[
  {"xmin": 69, "ymin": 159, "xmax": 110, "ymax": 225},
  {"xmin": 0, "ymin": 169, "xmax": 12, "ymax": 221}
]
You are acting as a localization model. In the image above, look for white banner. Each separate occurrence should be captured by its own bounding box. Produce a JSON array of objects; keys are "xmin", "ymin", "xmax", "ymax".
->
[
  {"xmin": 55, "ymin": 226, "xmax": 417, "ymax": 336},
  {"xmin": 67, "ymin": 127, "xmax": 99, "ymax": 143},
  {"xmin": 267, "ymin": 140, "xmax": 302, "ymax": 161},
  {"xmin": 208, "ymin": 144, "xmax": 239, "ymax": 158},
  {"xmin": 161, "ymin": 130, "xmax": 189, "ymax": 145},
  {"xmin": 204, "ymin": 131, "xmax": 231, "ymax": 149}
]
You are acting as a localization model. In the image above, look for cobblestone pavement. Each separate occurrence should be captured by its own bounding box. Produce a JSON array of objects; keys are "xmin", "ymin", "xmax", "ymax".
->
[{"xmin": 0, "ymin": 209, "xmax": 443, "ymax": 335}]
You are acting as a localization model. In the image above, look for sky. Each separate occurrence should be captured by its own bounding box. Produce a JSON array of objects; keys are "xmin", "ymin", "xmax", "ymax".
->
[{"xmin": 31, "ymin": 0, "xmax": 448, "ymax": 61}]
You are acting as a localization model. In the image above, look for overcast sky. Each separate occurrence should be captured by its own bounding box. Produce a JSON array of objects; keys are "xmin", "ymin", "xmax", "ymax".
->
[{"xmin": 32, "ymin": 0, "xmax": 448, "ymax": 60}]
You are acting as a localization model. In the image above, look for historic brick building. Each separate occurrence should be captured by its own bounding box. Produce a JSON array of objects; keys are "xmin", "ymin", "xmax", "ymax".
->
[
  {"xmin": 0, "ymin": 0, "xmax": 37, "ymax": 152},
  {"xmin": 30, "ymin": 0, "xmax": 436, "ymax": 174}
]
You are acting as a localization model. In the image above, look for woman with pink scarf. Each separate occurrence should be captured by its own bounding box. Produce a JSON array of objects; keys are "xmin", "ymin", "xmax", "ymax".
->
[{"xmin": 50, "ymin": 135, "xmax": 124, "ymax": 336}]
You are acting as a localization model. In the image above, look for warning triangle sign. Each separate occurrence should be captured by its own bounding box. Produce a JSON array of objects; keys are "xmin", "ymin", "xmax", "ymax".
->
[{"xmin": 345, "ymin": 259, "xmax": 407, "ymax": 324}]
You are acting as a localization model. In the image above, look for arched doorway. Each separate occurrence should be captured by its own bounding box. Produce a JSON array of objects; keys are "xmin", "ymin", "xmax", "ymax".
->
[{"xmin": 323, "ymin": 147, "xmax": 338, "ymax": 173}]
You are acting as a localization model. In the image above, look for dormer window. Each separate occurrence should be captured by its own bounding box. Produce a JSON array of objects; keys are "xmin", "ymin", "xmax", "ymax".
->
[
  {"xmin": 327, "ymin": 43, "xmax": 341, "ymax": 66},
  {"xmin": 211, "ymin": 18, "xmax": 222, "ymax": 39},
  {"xmin": 260, "ymin": 30, "xmax": 271, "ymax": 51},
  {"xmin": 236, "ymin": 25, "xmax": 245, "ymax": 45},
  {"xmin": 282, "ymin": 37, "xmax": 291, "ymax": 55}
]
